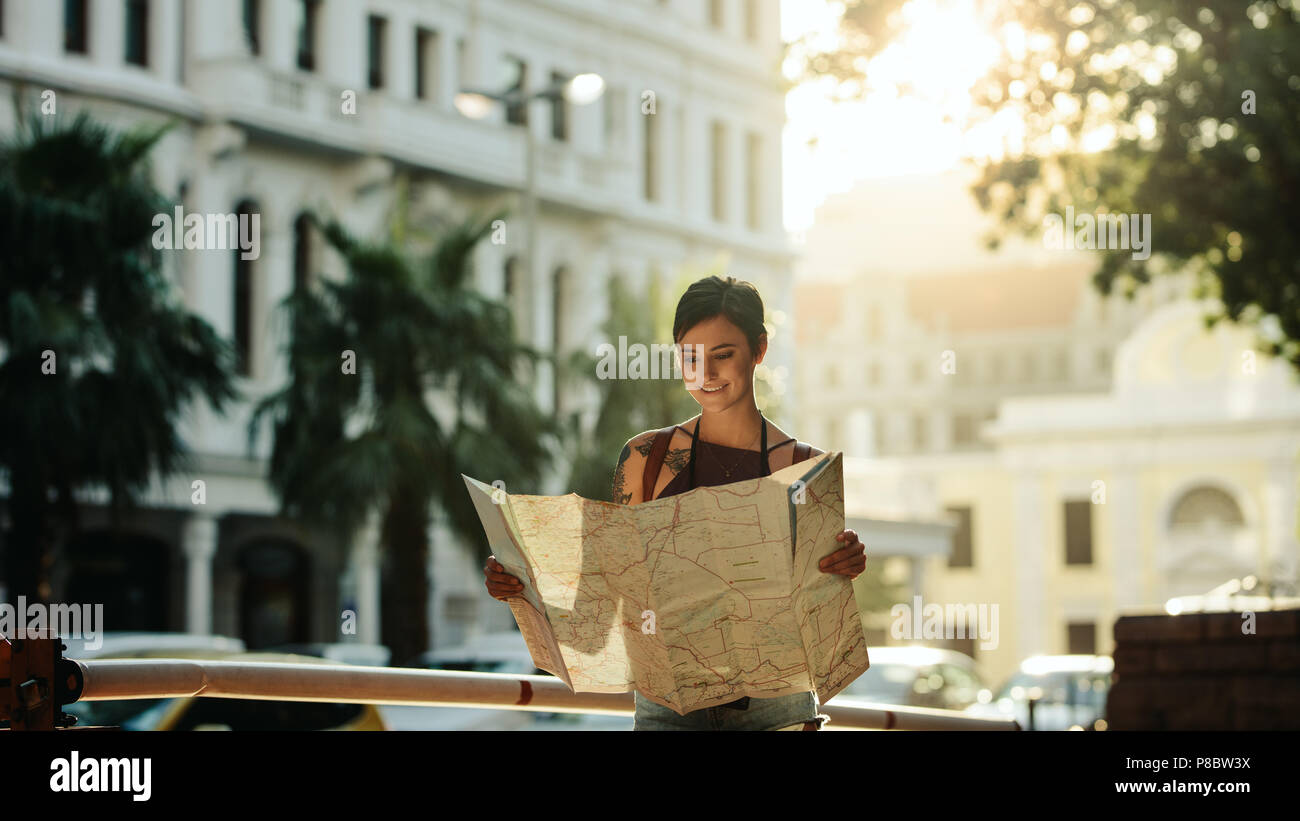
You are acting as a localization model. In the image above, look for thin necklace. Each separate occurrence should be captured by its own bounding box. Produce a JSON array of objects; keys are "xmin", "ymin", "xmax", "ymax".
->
[{"xmin": 694, "ymin": 415, "xmax": 765, "ymax": 480}]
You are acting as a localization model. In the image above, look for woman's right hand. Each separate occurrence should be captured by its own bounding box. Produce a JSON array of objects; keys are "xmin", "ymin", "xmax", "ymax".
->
[{"xmin": 483, "ymin": 556, "xmax": 524, "ymax": 601}]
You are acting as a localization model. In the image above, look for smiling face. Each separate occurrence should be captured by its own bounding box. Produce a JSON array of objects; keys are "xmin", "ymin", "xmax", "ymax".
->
[{"xmin": 676, "ymin": 314, "xmax": 767, "ymax": 408}]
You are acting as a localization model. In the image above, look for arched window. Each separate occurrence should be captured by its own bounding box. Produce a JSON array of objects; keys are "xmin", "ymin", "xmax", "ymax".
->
[
  {"xmin": 238, "ymin": 538, "xmax": 311, "ymax": 650},
  {"xmin": 1169, "ymin": 486, "xmax": 1245, "ymax": 529},
  {"xmin": 233, "ymin": 199, "xmax": 258, "ymax": 377}
]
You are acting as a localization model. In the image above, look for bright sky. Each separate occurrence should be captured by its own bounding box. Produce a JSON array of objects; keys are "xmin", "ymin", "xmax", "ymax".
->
[{"xmin": 780, "ymin": 0, "xmax": 1008, "ymax": 233}]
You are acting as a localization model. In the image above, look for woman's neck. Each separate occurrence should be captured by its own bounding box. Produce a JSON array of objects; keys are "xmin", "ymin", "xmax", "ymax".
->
[{"xmin": 694, "ymin": 404, "xmax": 764, "ymax": 450}]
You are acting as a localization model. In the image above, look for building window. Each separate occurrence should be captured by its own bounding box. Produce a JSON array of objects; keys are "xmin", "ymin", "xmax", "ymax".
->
[
  {"xmin": 953, "ymin": 414, "xmax": 975, "ymax": 446},
  {"xmin": 296, "ymin": 0, "xmax": 319, "ymax": 72},
  {"xmin": 912, "ymin": 414, "xmax": 928, "ymax": 452},
  {"xmin": 946, "ymin": 506, "xmax": 973, "ymax": 567},
  {"xmin": 415, "ymin": 28, "xmax": 437, "ymax": 101},
  {"xmin": 455, "ymin": 37, "xmax": 466, "ymax": 93},
  {"xmin": 502, "ymin": 56, "xmax": 528, "ymax": 126},
  {"xmin": 243, "ymin": 0, "xmax": 260, "ymax": 55},
  {"xmin": 710, "ymin": 120, "xmax": 727, "ymax": 222},
  {"xmin": 233, "ymin": 201, "xmax": 257, "ymax": 377},
  {"xmin": 743, "ymin": 0, "xmax": 759, "ymax": 40},
  {"xmin": 1067, "ymin": 622, "xmax": 1096, "ymax": 655},
  {"xmin": 551, "ymin": 265, "xmax": 568, "ymax": 412},
  {"xmin": 1064, "ymin": 499, "xmax": 1093, "ymax": 565},
  {"xmin": 125, "ymin": 0, "xmax": 149, "ymax": 67},
  {"xmin": 1022, "ymin": 351, "xmax": 1037, "ymax": 383},
  {"xmin": 709, "ymin": 0, "xmax": 724, "ymax": 28},
  {"xmin": 643, "ymin": 106, "xmax": 658, "ymax": 201},
  {"xmin": 503, "ymin": 256, "xmax": 519, "ymax": 307},
  {"xmin": 64, "ymin": 0, "xmax": 88, "ymax": 55},
  {"xmin": 1095, "ymin": 347, "xmax": 1110, "ymax": 376},
  {"xmin": 367, "ymin": 15, "xmax": 386, "ymax": 89},
  {"xmin": 293, "ymin": 213, "xmax": 313, "ymax": 293},
  {"xmin": 987, "ymin": 352, "xmax": 1003, "ymax": 384},
  {"xmin": 550, "ymin": 71, "xmax": 569, "ymax": 141},
  {"xmin": 745, "ymin": 131, "xmax": 761, "ymax": 230}
]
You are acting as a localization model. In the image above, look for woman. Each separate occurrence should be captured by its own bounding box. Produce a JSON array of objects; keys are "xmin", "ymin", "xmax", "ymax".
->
[{"xmin": 484, "ymin": 275, "xmax": 867, "ymax": 730}]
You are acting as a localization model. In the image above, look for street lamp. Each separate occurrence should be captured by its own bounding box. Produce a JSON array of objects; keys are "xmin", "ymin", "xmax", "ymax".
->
[{"xmin": 454, "ymin": 72, "xmax": 604, "ymax": 420}]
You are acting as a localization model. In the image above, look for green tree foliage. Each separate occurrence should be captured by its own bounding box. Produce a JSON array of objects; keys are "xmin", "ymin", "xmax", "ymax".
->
[
  {"xmin": 561, "ymin": 273, "xmax": 700, "ymax": 502},
  {"xmin": 789, "ymin": 0, "xmax": 1300, "ymax": 371},
  {"xmin": 0, "ymin": 109, "xmax": 238, "ymax": 601},
  {"xmin": 248, "ymin": 208, "xmax": 558, "ymax": 664}
]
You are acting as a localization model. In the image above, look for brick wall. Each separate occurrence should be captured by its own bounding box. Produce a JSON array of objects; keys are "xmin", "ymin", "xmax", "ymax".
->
[{"xmin": 1107, "ymin": 608, "xmax": 1300, "ymax": 730}]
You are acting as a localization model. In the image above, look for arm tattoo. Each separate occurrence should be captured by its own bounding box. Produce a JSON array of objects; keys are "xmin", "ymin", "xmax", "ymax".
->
[
  {"xmin": 612, "ymin": 444, "xmax": 632, "ymax": 504},
  {"xmin": 663, "ymin": 448, "xmax": 690, "ymax": 474}
]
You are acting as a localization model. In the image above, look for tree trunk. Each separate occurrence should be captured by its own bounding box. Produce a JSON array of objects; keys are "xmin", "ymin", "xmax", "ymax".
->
[
  {"xmin": 3, "ymin": 468, "xmax": 53, "ymax": 609},
  {"xmin": 380, "ymin": 489, "xmax": 431, "ymax": 667}
]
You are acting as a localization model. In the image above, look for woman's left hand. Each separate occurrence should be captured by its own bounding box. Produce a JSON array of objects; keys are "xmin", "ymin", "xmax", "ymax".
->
[{"xmin": 819, "ymin": 529, "xmax": 866, "ymax": 579}]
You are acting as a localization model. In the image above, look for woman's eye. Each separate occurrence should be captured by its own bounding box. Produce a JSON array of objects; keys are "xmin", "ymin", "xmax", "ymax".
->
[{"xmin": 716, "ymin": 353, "xmax": 732, "ymax": 360}]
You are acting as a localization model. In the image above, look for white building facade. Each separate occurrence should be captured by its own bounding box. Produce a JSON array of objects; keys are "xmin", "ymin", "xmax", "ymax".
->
[
  {"xmin": 0, "ymin": 0, "xmax": 794, "ymax": 654},
  {"xmin": 794, "ymin": 176, "xmax": 1300, "ymax": 688}
]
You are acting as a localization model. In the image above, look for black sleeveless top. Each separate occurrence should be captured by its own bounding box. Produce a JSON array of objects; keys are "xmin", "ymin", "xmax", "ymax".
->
[{"xmin": 653, "ymin": 415, "xmax": 795, "ymax": 501}]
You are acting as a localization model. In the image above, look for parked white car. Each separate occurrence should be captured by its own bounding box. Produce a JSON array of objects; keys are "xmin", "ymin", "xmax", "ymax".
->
[
  {"xmin": 964, "ymin": 654, "xmax": 1113, "ymax": 730},
  {"xmin": 825, "ymin": 646, "xmax": 991, "ymax": 712}
]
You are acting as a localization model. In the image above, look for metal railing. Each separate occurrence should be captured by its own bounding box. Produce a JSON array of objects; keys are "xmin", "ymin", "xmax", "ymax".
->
[
  {"xmin": 72, "ymin": 658, "xmax": 1017, "ymax": 730},
  {"xmin": 2, "ymin": 638, "xmax": 1019, "ymax": 730}
]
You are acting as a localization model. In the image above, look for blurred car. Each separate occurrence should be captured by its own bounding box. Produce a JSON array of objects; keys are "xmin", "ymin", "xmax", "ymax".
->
[
  {"xmin": 267, "ymin": 642, "xmax": 391, "ymax": 667},
  {"xmin": 401, "ymin": 631, "xmax": 633, "ymax": 729},
  {"xmin": 62, "ymin": 646, "xmax": 386, "ymax": 730},
  {"xmin": 825, "ymin": 646, "xmax": 991, "ymax": 712},
  {"xmin": 964, "ymin": 654, "xmax": 1113, "ymax": 730},
  {"xmin": 1164, "ymin": 575, "xmax": 1300, "ymax": 615},
  {"xmin": 391, "ymin": 631, "xmax": 548, "ymax": 729},
  {"xmin": 68, "ymin": 631, "xmax": 246, "ymax": 660}
]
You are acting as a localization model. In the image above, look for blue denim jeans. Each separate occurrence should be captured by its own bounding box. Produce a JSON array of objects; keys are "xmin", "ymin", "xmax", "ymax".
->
[{"xmin": 632, "ymin": 690, "xmax": 829, "ymax": 731}]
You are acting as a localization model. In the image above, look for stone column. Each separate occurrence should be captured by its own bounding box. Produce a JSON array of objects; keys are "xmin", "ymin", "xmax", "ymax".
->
[
  {"xmin": 1108, "ymin": 468, "xmax": 1142, "ymax": 612},
  {"xmin": 349, "ymin": 508, "xmax": 382, "ymax": 645},
  {"xmin": 1264, "ymin": 458, "xmax": 1300, "ymax": 587},
  {"xmin": 182, "ymin": 512, "xmax": 218, "ymax": 635},
  {"xmin": 1013, "ymin": 470, "xmax": 1048, "ymax": 657},
  {"xmin": 91, "ymin": 0, "xmax": 125, "ymax": 68}
]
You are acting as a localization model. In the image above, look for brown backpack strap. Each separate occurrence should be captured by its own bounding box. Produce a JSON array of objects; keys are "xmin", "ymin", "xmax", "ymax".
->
[
  {"xmin": 793, "ymin": 441, "xmax": 812, "ymax": 464},
  {"xmin": 640, "ymin": 425, "xmax": 678, "ymax": 503}
]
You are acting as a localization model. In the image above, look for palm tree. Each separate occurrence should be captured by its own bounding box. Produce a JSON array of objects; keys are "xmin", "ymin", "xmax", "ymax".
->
[
  {"xmin": 249, "ymin": 208, "xmax": 559, "ymax": 665},
  {"xmin": 0, "ymin": 108, "xmax": 238, "ymax": 603}
]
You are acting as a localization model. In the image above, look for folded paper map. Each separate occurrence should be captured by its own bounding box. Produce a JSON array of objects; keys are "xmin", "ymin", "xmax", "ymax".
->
[{"xmin": 462, "ymin": 450, "xmax": 870, "ymax": 715}]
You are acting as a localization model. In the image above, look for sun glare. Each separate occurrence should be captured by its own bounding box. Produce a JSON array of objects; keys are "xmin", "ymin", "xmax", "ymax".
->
[{"xmin": 783, "ymin": 0, "xmax": 1020, "ymax": 233}]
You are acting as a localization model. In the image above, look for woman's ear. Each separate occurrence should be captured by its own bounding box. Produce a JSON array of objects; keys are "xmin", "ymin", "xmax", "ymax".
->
[{"xmin": 754, "ymin": 333, "xmax": 768, "ymax": 365}]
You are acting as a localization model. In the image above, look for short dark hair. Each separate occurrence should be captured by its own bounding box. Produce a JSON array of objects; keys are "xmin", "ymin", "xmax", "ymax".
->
[{"xmin": 672, "ymin": 275, "xmax": 766, "ymax": 357}]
